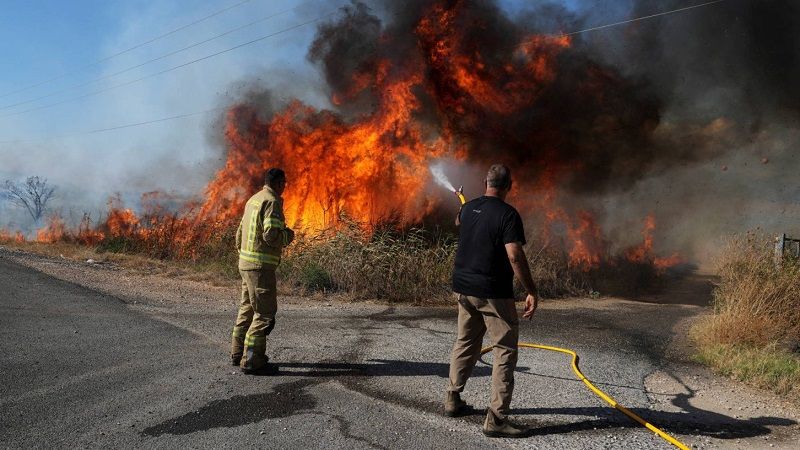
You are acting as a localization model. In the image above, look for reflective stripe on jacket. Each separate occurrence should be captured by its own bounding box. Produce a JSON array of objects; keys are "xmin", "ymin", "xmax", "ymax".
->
[{"xmin": 235, "ymin": 186, "xmax": 294, "ymax": 270}]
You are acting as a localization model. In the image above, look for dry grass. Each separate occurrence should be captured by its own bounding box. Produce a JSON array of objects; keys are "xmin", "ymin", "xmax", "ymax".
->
[
  {"xmin": 279, "ymin": 224, "xmax": 457, "ymax": 303},
  {"xmin": 694, "ymin": 233, "xmax": 800, "ymax": 347},
  {"xmin": 522, "ymin": 243, "xmax": 586, "ymax": 298},
  {"xmin": 0, "ymin": 240, "xmax": 100, "ymax": 261},
  {"xmin": 692, "ymin": 232, "xmax": 800, "ymax": 398},
  {"xmin": 278, "ymin": 227, "xmax": 672, "ymax": 302},
  {"xmin": 3, "ymin": 220, "xmax": 669, "ymax": 303}
]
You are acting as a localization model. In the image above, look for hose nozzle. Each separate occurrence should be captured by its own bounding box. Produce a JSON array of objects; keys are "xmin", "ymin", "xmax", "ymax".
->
[{"xmin": 455, "ymin": 185, "xmax": 466, "ymax": 205}]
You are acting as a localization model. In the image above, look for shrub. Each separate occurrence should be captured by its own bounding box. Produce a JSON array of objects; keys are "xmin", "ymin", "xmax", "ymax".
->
[
  {"xmin": 298, "ymin": 262, "xmax": 334, "ymax": 292},
  {"xmin": 279, "ymin": 223, "xmax": 457, "ymax": 303},
  {"xmin": 691, "ymin": 232, "xmax": 800, "ymax": 399},
  {"xmin": 694, "ymin": 232, "xmax": 800, "ymax": 348}
]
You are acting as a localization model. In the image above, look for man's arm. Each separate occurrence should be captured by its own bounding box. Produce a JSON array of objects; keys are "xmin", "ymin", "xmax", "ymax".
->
[
  {"xmin": 505, "ymin": 241, "xmax": 539, "ymax": 319},
  {"xmin": 261, "ymin": 201, "xmax": 284, "ymax": 246}
]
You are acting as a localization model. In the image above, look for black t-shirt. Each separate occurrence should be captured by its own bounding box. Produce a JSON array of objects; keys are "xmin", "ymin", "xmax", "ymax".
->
[{"xmin": 452, "ymin": 196, "xmax": 526, "ymax": 299}]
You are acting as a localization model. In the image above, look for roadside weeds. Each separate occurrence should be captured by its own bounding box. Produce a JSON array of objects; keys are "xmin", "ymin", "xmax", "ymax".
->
[{"xmin": 690, "ymin": 232, "xmax": 800, "ymax": 402}]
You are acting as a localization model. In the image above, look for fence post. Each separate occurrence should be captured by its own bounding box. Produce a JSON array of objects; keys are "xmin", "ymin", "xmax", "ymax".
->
[{"xmin": 775, "ymin": 233, "xmax": 786, "ymax": 267}]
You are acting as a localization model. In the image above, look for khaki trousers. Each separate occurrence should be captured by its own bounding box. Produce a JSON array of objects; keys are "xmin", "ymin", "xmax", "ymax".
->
[
  {"xmin": 448, "ymin": 294, "xmax": 519, "ymax": 418},
  {"xmin": 231, "ymin": 266, "xmax": 278, "ymax": 370}
]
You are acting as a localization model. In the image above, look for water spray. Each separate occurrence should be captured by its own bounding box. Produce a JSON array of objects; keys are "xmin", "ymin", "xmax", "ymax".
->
[{"xmin": 429, "ymin": 163, "xmax": 466, "ymax": 205}]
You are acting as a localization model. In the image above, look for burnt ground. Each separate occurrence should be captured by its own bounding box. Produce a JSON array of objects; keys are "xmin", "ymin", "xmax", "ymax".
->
[{"xmin": 0, "ymin": 246, "xmax": 798, "ymax": 449}]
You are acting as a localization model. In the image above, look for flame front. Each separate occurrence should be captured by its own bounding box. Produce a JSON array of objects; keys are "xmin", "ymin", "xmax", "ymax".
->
[
  {"xmin": 202, "ymin": 72, "xmax": 445, "ymax": 232},
  {"xmin": 0, "ymin": 1, "xmax": 683, "ymax": 271},
  {"xmin": 194, "ymin": 1, "xmax": 571, "ymax": 233}
]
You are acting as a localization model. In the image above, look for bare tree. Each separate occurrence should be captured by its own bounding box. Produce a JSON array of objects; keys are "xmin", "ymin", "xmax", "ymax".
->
[{"xmin": 3, "ymin": 176, "xmax": 56, "ymax": 224}]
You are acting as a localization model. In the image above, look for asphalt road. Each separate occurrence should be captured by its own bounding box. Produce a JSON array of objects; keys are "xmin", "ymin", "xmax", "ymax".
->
[{"xmin": 0, "ymin": 257, "xmax": 796, "ymax": 449}]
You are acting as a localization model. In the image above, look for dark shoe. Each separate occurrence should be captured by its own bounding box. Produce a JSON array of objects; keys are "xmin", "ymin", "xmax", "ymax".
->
[
  {"xmin": 239, "ymin": 354, "xmax": 268, "ymax": 368},
  {"xmin": 482, "ymin": 409, "xmax": 529, "ymax": 438},
  {"xmin": 444, "ymin": 391, "xmax": 471, "ymax": 417}
]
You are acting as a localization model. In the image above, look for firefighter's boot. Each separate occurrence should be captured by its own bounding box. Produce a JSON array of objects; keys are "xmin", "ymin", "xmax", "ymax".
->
[
  {"xmin": 444, "ymin": 391, "xmax": 470, "ymax": 417},
  {"xmin": 230, "ymin": 326, "xmax": 246, "ymax": 366},
  {"xmin": 483, "ymin": 409, "xmax": 529, "ymax": 438},
  {"xmin": 240, "ymin": 333, "xmax": 270, "ymax": 374},
  {"xmin": 241, "ymin": 360, "xmax": 277, "ymax": 376}
]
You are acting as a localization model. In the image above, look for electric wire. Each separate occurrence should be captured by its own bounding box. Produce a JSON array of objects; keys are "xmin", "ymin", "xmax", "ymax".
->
[
  {"xmin": 0, "ymin": 107, "xmax": 226, "ymax": 144},
  {"xmin": 565, "ymin": 0, "xmax": 725, "ymax": 35},
  {"xmin": 0, "ymin": 0, "xmax": 253, "ymax": 100},
  {"xmin": 0, "ymin": 10, "xmax": 338, "ymax": 120},
  {"xmin": 0, "ymin": 0, "xmax": 727, "ymax": 142},
  {"xmin": 0, "ymin": 3, "xmax": 305, "ymax": 112}
]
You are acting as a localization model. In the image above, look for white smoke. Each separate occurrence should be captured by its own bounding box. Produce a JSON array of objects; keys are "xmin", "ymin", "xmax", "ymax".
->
[{"xmin": 429, "ymin": 162, "xmax": 456, "ymax": 192}]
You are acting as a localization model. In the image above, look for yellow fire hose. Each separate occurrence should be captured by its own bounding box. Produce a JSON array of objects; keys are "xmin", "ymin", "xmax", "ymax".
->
[
  {"xmin": 480, "ymin": 344, "xmax": 689, "ymax": 449},
  {"xmin": 455, "ymin": 191, "xmax": 687, "ymax": 449}
]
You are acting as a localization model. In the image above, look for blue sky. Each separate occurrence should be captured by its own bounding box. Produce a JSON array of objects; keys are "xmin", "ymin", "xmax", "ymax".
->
[{"xmin": 0, "ymin": 0, "xmax": 344, "ymax": 197}]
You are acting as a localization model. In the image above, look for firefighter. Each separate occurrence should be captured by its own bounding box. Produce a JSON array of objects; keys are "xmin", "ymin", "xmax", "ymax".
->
[
  {"xmin": 230, "ymin": 168, "xmax": 295, "ymax": 375},
  {"xmin": 445, "ymin": 164, "xmax": 539, "ymax": 437}
]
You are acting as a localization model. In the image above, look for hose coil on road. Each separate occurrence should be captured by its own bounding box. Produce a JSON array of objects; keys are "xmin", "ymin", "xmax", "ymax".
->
[{"xmin": 481, "ymin": 343, "xmax": 689, "ymax": 450}]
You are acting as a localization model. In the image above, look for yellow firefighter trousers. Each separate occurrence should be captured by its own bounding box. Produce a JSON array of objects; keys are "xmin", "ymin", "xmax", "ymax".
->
[
  {"xmin": 447, "ymin": 294, "xmax": 519, "ymax": 418},
  {"xmin": 231, "ymin": 266, "xmax": 277, "ymax": 370}
]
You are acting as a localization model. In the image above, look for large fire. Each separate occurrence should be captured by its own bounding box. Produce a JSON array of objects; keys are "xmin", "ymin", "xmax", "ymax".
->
[
  {"xmin": 197, "ymin": 1, "xmax": 571, "ymax": 233},
  {"xmin": 1, "ymin": 1, "xmax": 681, "ymax": 271}
]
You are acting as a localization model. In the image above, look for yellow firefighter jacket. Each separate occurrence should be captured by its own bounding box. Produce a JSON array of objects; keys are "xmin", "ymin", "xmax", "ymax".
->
[{"xmin": 235, "ymin": 186, "xmax": 294, "ymax": 270}]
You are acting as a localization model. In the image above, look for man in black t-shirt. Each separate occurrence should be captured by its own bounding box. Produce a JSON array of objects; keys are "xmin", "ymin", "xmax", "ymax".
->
[{"xmin": 444, "ymin": 164, "xmax": 539, "ymax": 438}]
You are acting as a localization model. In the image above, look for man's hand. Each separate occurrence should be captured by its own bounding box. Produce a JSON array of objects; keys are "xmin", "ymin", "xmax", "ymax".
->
[
  {"xmin": 522, "ymin": 293, "xmax": 538, "ymax": 320},
  {"xmin": 505, "ymin": 242, "xmax": 539, "ymax": 319}
]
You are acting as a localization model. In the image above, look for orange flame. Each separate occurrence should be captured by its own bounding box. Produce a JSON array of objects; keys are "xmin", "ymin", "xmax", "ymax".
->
[
  {"xmin": 198, "ymin": 65, "xmax": 450, "ymax": 232},
  {"xmin": 625, "ymin": 214, "xmax": 683, "ymax": 271},
  {"xmin": 416, "ymin": 2, "xmax": 570, "ymax": 115},
  {"xmin": 567, "ymin": 211, "xmax": 604, "ymax": 271},
  {"xmin": 36, "ymin": 214, "xmax": 67, "ymax": 243},
  {"xmin": 106, "ymin": 196, "xmax": 140, "ymax": 238},
  {"xmin": 0, "ymin": 229, "xmax": 26, "ymax": 243},
  {"xmin": 625, "ymin": 214, "xmax": 657, "ymax": 263}
]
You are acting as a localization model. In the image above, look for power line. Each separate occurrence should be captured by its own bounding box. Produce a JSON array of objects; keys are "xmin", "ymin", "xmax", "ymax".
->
[
  {"xmin": 0, "ymin": 4, "xmax": 303, "ymax": 112},
  {"xmin": 0, "ymin": 10, "xmax": 338, "ymax": 120},
  {"xmin": 1, "ymin": 0, "xmax": 726, "ymax": 118},
  {"xmin": 0, "ymin": 0, "xmax": 728, "ymax": 142},
  {"xmin": 565, "ymin": 0, "xmax": 726, "ymax": 35},
  {"xmin": 0, "ymin": 0, "xmax": 253, "ymax": 100},
  {"xmin": 0, "ymin": 107, "xmax": 226, "ymax": 144}
]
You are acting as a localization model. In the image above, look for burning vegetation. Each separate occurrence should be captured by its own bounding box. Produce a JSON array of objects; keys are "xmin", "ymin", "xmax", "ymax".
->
[
  {"xmin": 6, "ymin": 0, "xmax": 742, "ymax": 298},
  {"xmin": 196, "ymin": 0, "xmax": 686, "ymax": 274}
]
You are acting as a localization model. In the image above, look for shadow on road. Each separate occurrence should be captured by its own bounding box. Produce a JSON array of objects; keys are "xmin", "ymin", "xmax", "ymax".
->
[
  {"xmin": 142, "ymin": 359, "xmax": 796, "ymax": 441},
  {"xmin": 141, "ymin": 379, "xmax": 320, "ymax": 436},
  {"xmin": 514, "ymin": 405, "xmax": 795, "ymax": 439},
  {"xmin": 514, "ymin": 370, "xmax": 797, "ymax": 441},
  {"xmin": 140, "ymin": 359, "xmax": 519, "ymax": 437},
  {"xmin": 272, "ymin": 359, "xmax": 530, "ymax": 378}
]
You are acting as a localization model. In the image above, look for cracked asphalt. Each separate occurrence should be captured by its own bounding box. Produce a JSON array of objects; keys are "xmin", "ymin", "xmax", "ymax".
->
[{"xmin": 1, "ymin": 251, "xmax": 798, "ymax": 449}]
